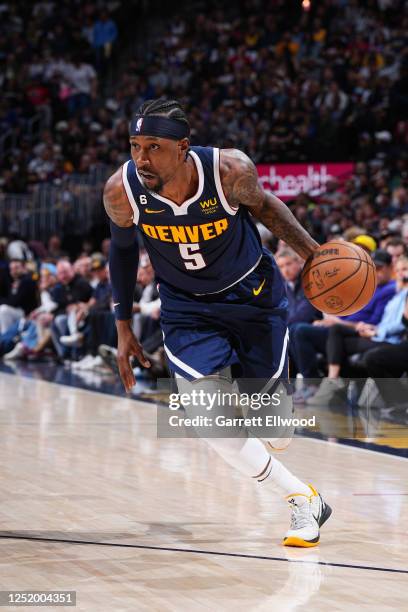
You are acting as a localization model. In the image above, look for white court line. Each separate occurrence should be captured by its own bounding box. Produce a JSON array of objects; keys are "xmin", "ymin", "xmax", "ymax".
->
[{"xmin": 305, "ymin": 435, "xmax": 408, "ymax": 461}]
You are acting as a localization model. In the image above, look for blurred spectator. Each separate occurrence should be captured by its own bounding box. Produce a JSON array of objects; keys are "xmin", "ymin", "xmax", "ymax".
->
[
  {"xmin": 67, "ymin": 259, "xmax": 116, "ymax": 370},
  {"xmin": 92, "ymin": 10, "xmax": 118, "ymax": 72},
  {"xmin": 385, "ymin": 237, "xmax": 407, "ymax": 267},
  {"xmin": 363, "ymin": 297, "xmax": 408, "ymax": 409},
  {"xmin": 66, "ymin": 55, "xmax": 97, "ymax": 116},
  {"xmin": 47, "ymin": 235, "xmax": 66, "ymax": 261},
  {"xmin": 0, "ymin": 259, "xmax": 38, "ymax": 333},
  {"xmin": 3, "ymin": 263, "xmax": 58, "ymax": 360},
  {"xmin": 73, "ymin": 255, "xmax": 93, "ymax": 285},
  {"xmin": 132, "ymin": 254, "xmax": 165, "ymax": 375},
  {"xmin": 50, "ymin": 260, "xmax": 93, "ymax": 359}
]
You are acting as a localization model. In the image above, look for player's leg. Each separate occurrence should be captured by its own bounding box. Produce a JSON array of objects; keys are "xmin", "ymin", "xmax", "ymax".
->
[
  {"xmin": 175, "ymin": 371, "xmax": 331, "ymax": 547},
  {"xmin": 221, "ymin": 251, "xmax": 332, "ymax": 546}
]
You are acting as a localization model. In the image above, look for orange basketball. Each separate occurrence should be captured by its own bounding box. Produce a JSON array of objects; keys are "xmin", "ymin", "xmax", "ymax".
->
[{"xmin": 301, "ymin": 241, "xmax": 377, "ymax": 316}]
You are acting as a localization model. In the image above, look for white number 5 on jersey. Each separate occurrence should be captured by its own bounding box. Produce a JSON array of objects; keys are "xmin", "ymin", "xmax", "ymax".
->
[{"xmin": 179, "ymin": 244, "xmax": 206, "ymax": 270}]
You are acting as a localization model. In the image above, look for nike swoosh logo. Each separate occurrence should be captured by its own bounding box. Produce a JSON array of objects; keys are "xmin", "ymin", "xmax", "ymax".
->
[
  {"xmin": 113, "ymin": 302, "xmax": 120, "ymax": 307},
  {"xmin": 145, "ymin": 208, "xmax": 166, "ymax": 214},
  {"xmin": 253, "ymin": 278, "xmax": 266, "ymax": 296}
]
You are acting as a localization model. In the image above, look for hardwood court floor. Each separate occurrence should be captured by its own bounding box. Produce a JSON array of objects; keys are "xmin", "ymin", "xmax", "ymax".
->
[{"xmin": 0, "ymin": 372, "xmax": 407, "ymax": 611}]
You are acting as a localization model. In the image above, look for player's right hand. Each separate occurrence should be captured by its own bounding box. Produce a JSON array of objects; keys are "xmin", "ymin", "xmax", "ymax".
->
[{"xmin": 116, "ymin": 320, "xmax": 151, "ymax": 392}]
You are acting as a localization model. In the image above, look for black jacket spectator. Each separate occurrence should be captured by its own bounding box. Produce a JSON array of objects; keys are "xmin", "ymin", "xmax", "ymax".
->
[
  {"xmin": 91, "ymin": 279, "xmax": 112, "ymax": 311},
  {"xmin": 286, "ymin": 275, "xmax": 321, "ymax": 326},
  {"xmin": 0, "ymin": 273, "xmax": 38, "ymax": 315},
  {"xmin": 51, "ymin": 274, "xmax": 93, "ymax": 314}
]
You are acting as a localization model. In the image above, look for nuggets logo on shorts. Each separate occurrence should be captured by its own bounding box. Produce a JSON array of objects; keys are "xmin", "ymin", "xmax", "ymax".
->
[{"xmin": 141, "ymin": 218, "xmax": 229, "ymax": 243}]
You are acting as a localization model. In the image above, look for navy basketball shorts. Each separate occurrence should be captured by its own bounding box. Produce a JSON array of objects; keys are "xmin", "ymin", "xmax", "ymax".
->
[{"xmin": 159, "ymin": 249, "xmax": 289, "ymax": 386}]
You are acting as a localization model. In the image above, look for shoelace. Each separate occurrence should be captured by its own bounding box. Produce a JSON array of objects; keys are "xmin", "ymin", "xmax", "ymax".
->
[{"xmin": 290, "ymin": 501, "xmax": 313, "ymax": 530}]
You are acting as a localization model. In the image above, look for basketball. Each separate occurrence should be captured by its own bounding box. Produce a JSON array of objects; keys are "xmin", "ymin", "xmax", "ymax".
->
[{"xmin": 301, "ymin": 241, "xmax": 377, "ymax": 316}]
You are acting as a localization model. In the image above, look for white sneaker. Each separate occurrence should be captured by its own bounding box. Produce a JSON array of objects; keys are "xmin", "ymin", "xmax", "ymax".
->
[
  {"xmin": 60, "ymin": 332, "xmax": 84, "ymax": 347},
  {"xmin": 3, "ymin": 342, "xmax": 25, "ymax": 360},
  {"xmin": 92, "ymin": 355, "xmax": 111, "ymax": 370},
  {"xmin": 72, "ymin": 354, "xmax": 95, "ymax": 370},
  {"xmin": 305, "ymin": 377, "xmax": 347, "ymax": 406},
  {"xmin": 74, "ymin": 355, "xmax": 110, "ymax": 371},
  {"xmin": 283, "ymin": 485, "xmax": 332, "ymax": 547}
]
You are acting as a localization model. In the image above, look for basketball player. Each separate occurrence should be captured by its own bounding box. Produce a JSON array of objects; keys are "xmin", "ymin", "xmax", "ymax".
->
[{"xmin": 104, "ymin": 98, "xmax": 332, "ymax": 547}]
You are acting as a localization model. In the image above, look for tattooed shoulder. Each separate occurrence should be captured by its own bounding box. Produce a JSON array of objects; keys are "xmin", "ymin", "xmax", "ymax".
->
[
  {"xmin": 103, "ymin": 167, "xmax": 134, "ymax": 227},
  {"xmin": 219, "ymin": 148, "xmax": 264, "ymax": 208}
]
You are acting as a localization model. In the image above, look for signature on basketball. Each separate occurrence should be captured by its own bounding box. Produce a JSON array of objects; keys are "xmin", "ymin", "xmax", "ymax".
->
[{"xmin": 324, "ymin": 267, "xmax": 340, "ymax": 278}]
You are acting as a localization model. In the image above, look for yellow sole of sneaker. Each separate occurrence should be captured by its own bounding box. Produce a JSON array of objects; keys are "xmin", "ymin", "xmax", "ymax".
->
[{"xmin": 283, "ymin": 536, "xmax": 320, "ymax": 548}]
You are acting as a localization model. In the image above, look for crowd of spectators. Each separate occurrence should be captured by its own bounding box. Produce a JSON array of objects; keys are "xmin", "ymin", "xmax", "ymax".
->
[
  {"xmin": 0, "ymin": 0, "xmax": 128, "ymax": 194},
  {"xmin": 2, "ymin": 0, "xmax": 407, "ymax": 194},
  {"xmin": 134, "ymin": 0, "xmax": 408, "ymax": 164},
  {"xmin": 0, "ymin": 235, "xmax": 166, "ymax": 380}
]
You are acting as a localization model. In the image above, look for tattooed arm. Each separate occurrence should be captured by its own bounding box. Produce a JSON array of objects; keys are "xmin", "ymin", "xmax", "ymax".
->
[
  {"xmin": 103, "ymin": 167, "xmax": 134, "ymax": 227},
  {"xmin": 220, "ymin": 149, "xmax": 319, "ymax": 259}
]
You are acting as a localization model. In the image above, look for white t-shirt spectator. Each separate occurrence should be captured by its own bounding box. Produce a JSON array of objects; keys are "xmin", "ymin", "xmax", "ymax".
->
[
  {"xmin": 44, "ymin": 57, "xmax": 71, "ymax": 81},
  {"xmin": 66, "ymin": 62, "xmax": 97, "ymax": 95},
  {"xmin": 28, "ymin": 154, "xmax": 56, "ymax": 179}
]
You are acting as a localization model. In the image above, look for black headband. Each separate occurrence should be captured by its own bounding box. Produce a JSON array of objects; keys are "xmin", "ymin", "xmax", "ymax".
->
[{"xmin": 129, "ymin": 115, "xmax": 190, "ymax": 140}]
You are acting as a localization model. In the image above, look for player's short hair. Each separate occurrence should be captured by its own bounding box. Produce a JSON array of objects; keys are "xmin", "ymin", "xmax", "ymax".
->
[{"xmin": 136, "ymin": 98, "xmax": 190, "ymax": 134}]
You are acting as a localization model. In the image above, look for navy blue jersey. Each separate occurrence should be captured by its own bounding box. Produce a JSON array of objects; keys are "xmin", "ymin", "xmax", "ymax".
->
[{"xmin": 122, "ymin": 146, "xmax": 263, "ymax": 294}]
